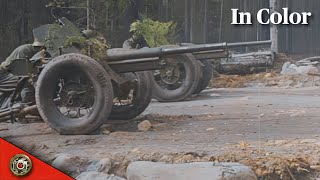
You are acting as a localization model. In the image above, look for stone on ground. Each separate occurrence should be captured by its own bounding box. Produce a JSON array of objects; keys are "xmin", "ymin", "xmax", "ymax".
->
[
  {"xmin": 76, "ymin": 172, "xmax": 126, "ymax": 180},
  {"xmin": 281, "ymin": 62, "xmax": 319, "ymax": 75},
  {"xmin": 86, "ymin": 158, "xmax": 112, "ymax": 174},
  {"xmin": 264, "ymin": 73, "xmax": 272, "ymax": 78},
  {"xmin": 127, "ymin": 161, "xmax": 257, "ymax": 180},
  {"xmin": 52, "ymin": 154, "xmax": 90, "ymax": 176},
  {"xmin": 137, "ymin": 120, "xmax": 152, "ymax": 132},
  {"xmin": 281, "ymin": 62, "xmax": 298, "ymax": 75},
  {"xmin": 296, "ymin": 65, "xmax": 319, "ymax": 74}
]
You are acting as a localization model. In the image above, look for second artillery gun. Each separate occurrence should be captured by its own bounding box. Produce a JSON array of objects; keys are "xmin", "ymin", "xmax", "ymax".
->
[{"xmin": 0, "ymin": 17, "xmax": 271, "ymax": 135}]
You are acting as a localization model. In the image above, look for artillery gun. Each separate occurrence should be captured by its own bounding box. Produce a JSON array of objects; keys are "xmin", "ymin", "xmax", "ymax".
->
[
  {"xmin": 0, "ymin": 17, "xmax": 271, "ymax": 135},
  {"xmin": 122, "ymin": 43, "xmax": 268, "ymax": 102}
]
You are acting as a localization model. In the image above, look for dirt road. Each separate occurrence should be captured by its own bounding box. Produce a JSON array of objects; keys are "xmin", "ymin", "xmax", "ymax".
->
[{"xmin": 1, "ymin": 87, "xmax": 320, "ymax": 179}]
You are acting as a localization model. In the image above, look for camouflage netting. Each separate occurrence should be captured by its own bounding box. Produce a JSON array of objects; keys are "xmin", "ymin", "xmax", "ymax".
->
[
  {"xmin": 63, "ymin": 34, "xmax": 110, "ymax": 60},
  {"xmin": 45, "ymin": 17, "xmax": 110, "ymax": 60},
  {"xmin": 132, "ymin": 18, "xmax": 177, "ymax": 47}
]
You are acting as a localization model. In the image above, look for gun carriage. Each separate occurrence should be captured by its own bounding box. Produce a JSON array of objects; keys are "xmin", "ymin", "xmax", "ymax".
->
[{"xmin": 0, "ymin": 18, "xmax": 271, "ymax": 134}]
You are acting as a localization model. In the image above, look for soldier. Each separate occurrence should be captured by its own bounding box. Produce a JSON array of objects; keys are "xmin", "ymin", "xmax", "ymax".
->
[
  {"xmin": 123, "ymin": 22, "xmax": 149, "ymax": 49},
  {"xmin": 0, "ymin": 39, "xmax": 44, "ymax": 108},
  {"xmin": 0, "ymin": 40, "xmax": 44, "ymax": 73}
]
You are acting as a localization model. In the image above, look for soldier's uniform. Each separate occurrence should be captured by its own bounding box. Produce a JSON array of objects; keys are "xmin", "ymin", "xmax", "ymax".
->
[
  {"xmin": 123, "ymin": 22, "xmax": 149, "ymax": 49},
  {"xmin": 123, "ymin": 37, "xmax": 149, "ymax": 49},
  {"xmin": 0, "ymin": 43, "xmax": 42, "ymax": 108},
  {"xmin": 0, "ymin": 44, "xmax": 37, "ymax": 71}
]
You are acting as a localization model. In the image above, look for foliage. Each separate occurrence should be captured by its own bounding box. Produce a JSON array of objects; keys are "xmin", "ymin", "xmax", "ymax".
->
[
  {"xmin": 47, "ymin": 0, "xmax": 132, "ymax": 16},
  {"xmin": 87, "ymin": 34, "xmax": 110, "ymax": 60},
  {"xmin": 47, "ymin": 23, "xmax": 61, "ymax": 42},
  {"xmin": 64, "ymin": 34, "xmax": 110, "ymax": 60},
  {"xmin": 45, "ymin": 0, "xmax": 177, "ymax": 48},
  {"xmin": 133, "ymin": 18, "xmax": 176, "ymax": 47},
  {"xmin": 64, "ymin": 36, "xmax": 87, "ymax": 49},
  {"xmin": 46, "ymin": 0, "xmax": 68, "ymax": 8}
]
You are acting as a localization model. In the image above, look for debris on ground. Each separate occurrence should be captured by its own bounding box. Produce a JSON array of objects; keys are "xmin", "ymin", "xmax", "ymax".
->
[
  {"xmin": 296, "ymin": 56, "xmax": 320, "ymax": 66},
  {"xmin": 137, "ymin": 120, "xmax": 152, "ymax": 132},
  {"xmin": 49, "ymin": 149, "xmax": 319, "ymax": 179},
  {"xmin": 210, "ymin": 72, "xmax": 320, "ymax": 89},
  {"xmin": 211, "ymin": 54, "xmax": 320, "ymax": 89},
  {"xmin": 100, "ymin": 124, "xmax": 113, "ymax": 135},
  {"xmin": 52, "ymin": 154, "xmax": 91, "ymax": 177},
  {"xmin": 209, "ymin": 73, "xmax": 277, "ymax": 88},
  {"xmin": 219, "ymin": 51, "xmax": 273, "ymax": 75}
]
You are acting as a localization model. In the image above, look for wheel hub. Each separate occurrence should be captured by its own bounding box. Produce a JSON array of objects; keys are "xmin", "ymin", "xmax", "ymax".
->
[
  {"xmin": 160, "ymin": 65, "xmax": 181, "ymax": 85},
  {"xmin": 59, "ymin": 81, "xmax": 91, "ymax": 108}
]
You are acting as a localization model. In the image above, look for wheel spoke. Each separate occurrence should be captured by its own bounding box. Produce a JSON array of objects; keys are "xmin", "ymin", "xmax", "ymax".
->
[{"xmin": 55, "ymin": 76, "xmax": 94, "ymax": 120}]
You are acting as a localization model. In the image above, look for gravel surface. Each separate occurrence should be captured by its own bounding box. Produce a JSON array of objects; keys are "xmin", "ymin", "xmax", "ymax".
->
[{"xmin": 1, "ymin": 87, "xmax": 320, "ymax": 179}]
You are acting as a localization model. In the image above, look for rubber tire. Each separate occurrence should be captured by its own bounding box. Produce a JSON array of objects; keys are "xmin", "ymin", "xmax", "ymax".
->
[
  {"xmin": 109, "ymin": 71, "xmax": 152, "ymax": 120},
  {"xmin": 193, "ymin": 60, "xmax": 213, "ymax": 94},
  {"xmin": 35, "ymin": 53, "xmax": 113, "ymax": 135},
  {"xmin": 151, "ymin": 54, "xmax": 201, "ymax": 102}
]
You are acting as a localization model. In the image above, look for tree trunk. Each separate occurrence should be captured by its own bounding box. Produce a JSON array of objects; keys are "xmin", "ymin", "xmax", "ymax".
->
[
  {"xmin": 270, "ymin": 0, "xmax": 278, "ymax": 53},
  {"xmin": 184, "ymin": 0, "xmax": 189, "ymax": 42}
]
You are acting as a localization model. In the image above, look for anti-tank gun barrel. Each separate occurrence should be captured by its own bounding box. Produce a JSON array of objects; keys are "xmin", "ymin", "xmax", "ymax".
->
[{"xmin": 106, "ymin": 40, "xmax": 272, "ymax": 62}]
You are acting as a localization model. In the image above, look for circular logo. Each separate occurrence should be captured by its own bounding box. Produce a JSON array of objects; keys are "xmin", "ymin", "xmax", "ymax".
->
[{"xmin": 10, "ymin": 154, "xmax": 32, "ymax": 176}]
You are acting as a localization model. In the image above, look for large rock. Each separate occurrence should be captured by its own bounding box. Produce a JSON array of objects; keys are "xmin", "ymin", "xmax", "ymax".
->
[
  {"xmin": 281, "ymin": 62, "xmax": 319, "ymax": 75},
  {"xmin": 127, "ymin": 161, "xmax": 257, "ymax": 180},
  {"xmin": 52, "ymin": 154, "xmax": 90, "ymax": 176},
  {"xmin": 281, "ymin": 62, "xmax": 298, "ymax": 75},
  {"xmin": 296, "ymin": 65, "xmax": 319, "ymax": 74},
  {"xmin": 76, "ymin": 172, "xmax": 126, "ymax": 180},
  {"xmin": 86, "ymin": 158, "xmax": 112, "ymax": 174}
]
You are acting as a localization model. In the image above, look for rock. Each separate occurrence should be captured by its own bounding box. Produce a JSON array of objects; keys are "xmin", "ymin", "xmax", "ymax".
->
[
  {"xmin": 281, "ymin": 62, "xmax": 319, "ymax": 75},
  {"xmin": 296, "ymin": 65, "xmax": 319, "ymax": 75},
  {"xmin": 76, "ymin": 172, "xmax": 126, "ymax": 180},
  {"xmin": 100, "ymin": 124, "xmax": 113, "ymax": 135},
  {"xmin": 86, "ymin": 158, "xmax": 112, "ymax": 174},
  {"xmin": 52, "ymin": 154, "xmax": 90, "ymax": 176},
  {"xmin": 310, "ymin": 165, "xmax": 320, "ymax": 171},
  {"xmin": 206, "ymin": 128, "xmax": 214, "ymax": 131},
  {"xmin": 289, "ymin": 110, "xmax": 306, "ymax": 117},
  {"xmin": 264, "ymin": 73, "xmax": 272, "ymax": 78},
  {"xmin": 137, "ymin": 120, "xmax": 152, "ymax": 132},
  {"xmin": 296, "ymin": 57, "xmax": 320, "ymax": 66},
  {"xmin": 131, "ymin": 148, "xmax": 141, "ymax": 154},
  {"xmin": 127, "ymin": 161, "xmax": 257, "ymax": 180},
  {"xmin": 281, "ymin": 62, "xmax": 298, "ymax": 75}
]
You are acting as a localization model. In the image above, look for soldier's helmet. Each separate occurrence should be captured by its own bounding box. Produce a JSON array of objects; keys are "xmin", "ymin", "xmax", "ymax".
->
[
  {"xmin": 32, "ymin": 37, "xmax": 45, "ymax": 47},
  {"xmin": 81, "ymin": 29, "xmax": 96, "ymax": 39},
  {"xmin": 129, "ymin": 22, "xmax": 139, "ymax": 33}
]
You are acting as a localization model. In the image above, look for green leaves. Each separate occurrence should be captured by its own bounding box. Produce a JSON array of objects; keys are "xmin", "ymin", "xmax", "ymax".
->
[
  {"xmin": 133, "ymin": 18, "xmax": 176, "ymax": 47},
  {"xmin": 46, "ymin": 0, "xmax": 67, "ymax": 8}
]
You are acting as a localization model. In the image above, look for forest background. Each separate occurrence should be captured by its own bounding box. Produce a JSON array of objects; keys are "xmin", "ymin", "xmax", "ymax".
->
[{"xmin": 0, "ymin": 0, "xmax": 318, "ymax": 60}]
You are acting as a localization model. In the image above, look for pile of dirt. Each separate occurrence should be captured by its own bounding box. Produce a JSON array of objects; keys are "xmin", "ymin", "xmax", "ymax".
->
[
  {"xmin": 242, "ymin": 156, "xmax": 316, "ymax": 180},
  {"xmin": 264, "ymin": 74, "xmax": 320, "ymax": 88},
  {"xmin": 210, "ymin": 73, "xmax": 276, "ymax": 88},
  {"xmin": 210, "ymin": 74, "xmax": 253, "ymax": 88},
  {"xmin": 210, "ymin": 73, "xmax": 320, "ymax": 88},
  {"xmin": 210, "ymin": 53, "xmax": 320, "ymax": 89}
]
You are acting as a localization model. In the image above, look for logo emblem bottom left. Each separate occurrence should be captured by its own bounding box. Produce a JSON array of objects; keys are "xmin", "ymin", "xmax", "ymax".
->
[{"xmin": 10, "ymin": 154, "xmax": 32, "ymax": 176}]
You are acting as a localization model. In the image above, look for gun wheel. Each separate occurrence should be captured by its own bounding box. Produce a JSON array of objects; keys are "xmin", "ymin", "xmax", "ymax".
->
[
  {"xmin": 151, "ymin": 54, "xmax": 201, "ymax": 102},
  {"xmin": 109, "ymin": 71, "xmax": 152, "ymax": 120},
  {"xmin": 35, "ymin": 53, "xmax": 113, "ymax": 135},
  {"xmin": 194, "ymin": 59, "xmax": 214, "ymax": 94}
]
